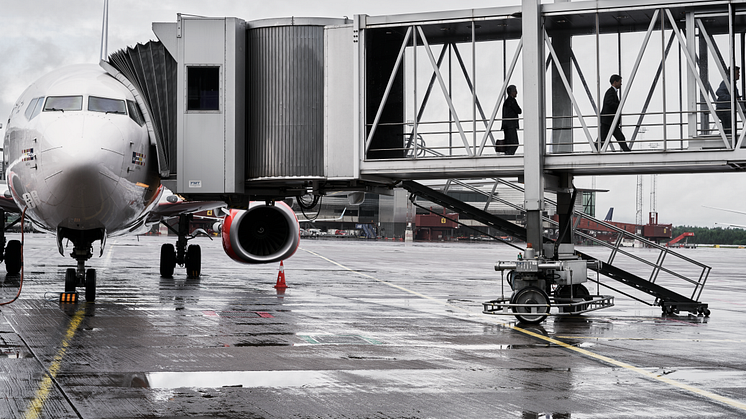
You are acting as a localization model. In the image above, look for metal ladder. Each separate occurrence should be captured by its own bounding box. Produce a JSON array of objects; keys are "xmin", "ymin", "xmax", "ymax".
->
[{"xmin": 401, "ymin": 179, "xmax": 711, "ymax": 315}]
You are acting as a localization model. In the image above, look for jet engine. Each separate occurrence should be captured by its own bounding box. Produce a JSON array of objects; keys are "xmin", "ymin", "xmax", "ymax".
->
[{"xmin": 221, "ymin": 201, "xmax": 300, "ymax": 264}]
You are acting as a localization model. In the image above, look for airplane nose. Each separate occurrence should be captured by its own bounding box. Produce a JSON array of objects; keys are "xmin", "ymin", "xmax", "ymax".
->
[{"xmin": 40, "ymin": 114, "xmax": 125, "ymax": 209}]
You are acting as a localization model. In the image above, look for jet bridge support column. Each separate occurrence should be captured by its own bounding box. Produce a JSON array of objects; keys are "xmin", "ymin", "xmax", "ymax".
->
[
  {"xmin": 551, "ymin": 0, "xmax": 573, "ymax": 154},
  {"xmin": 522, "ymin": 0, "xmax": 546, "ymax": 250}
]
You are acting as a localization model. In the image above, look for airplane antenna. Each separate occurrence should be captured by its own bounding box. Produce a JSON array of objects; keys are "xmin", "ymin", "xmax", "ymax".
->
[{"xmin": 99, "ymin": 0, "xmax": 109, "ymax": 61}]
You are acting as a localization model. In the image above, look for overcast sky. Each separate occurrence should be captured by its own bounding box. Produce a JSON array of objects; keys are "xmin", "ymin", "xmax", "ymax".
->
[{"xmin": 1, "ymin": 0, "xmax": 744, "ymax": 228}]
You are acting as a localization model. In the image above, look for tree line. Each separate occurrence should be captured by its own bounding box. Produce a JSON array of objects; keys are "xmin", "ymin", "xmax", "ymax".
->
[{"xmin": 672, "ymin": 226, "xmax": 746, "ymax": 245}]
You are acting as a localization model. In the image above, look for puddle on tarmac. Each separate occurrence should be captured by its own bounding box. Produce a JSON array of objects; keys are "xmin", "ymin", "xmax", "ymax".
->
[
  {"xmin": 143, "ymin": 370, "xmax": 331, "ymax": 389},
  {"xmin": 522, "ymin": 412, "xmax": 571, "ymax": 419},
  {"xmin": 661, "ymin": 368, "xmax": 746, "ymax": 385},
  {"xmin": 233, "ymin": 342, "xmax": 292, "ymax": 347}
]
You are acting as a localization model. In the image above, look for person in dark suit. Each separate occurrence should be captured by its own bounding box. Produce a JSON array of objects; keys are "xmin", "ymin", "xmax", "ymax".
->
[
  {"xmin": 716, "ymin": 66, "xmax": 740, "ymax": 134},
  {"xmin": 500, "ymin": 85, "xmax": 522, "ymax": 155},
  {"xmin": 598, "ymin": 74, "xmax": 631, "ymax": 152}
]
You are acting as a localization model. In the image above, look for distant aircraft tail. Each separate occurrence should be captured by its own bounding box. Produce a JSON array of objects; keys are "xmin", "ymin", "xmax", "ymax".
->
[{"xmin": 604, "ymin": 207, "xmax": 613, "ymax": 221}]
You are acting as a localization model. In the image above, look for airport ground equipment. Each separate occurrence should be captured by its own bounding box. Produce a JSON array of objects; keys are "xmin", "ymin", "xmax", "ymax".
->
[
  {"xmin": 483, "ymin": 244, "xmax": 614, "ymax": 323},
  {"xmin": 401, "ymin": 180, "xmax": 710, "ymax": 323}
]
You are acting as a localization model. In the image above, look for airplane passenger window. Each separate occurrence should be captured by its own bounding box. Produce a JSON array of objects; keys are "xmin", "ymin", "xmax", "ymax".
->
[
  {"xmin": 127, "ymin": 100, "xmax": 145, "ymax": 126},
  {"xmin": 24, "ymin": 98, "xmax": 40, "ymax": 120},
  {"xmin": 89, "ymin": 96, "xmax": 127, "ymax": 114},
  {"xmin": 187, "ymin": 66, "xmax": 220, "ymax": 111},
  {"xmin": 44, "ymin": 96, "xmax": 83, "ymax": 112}
]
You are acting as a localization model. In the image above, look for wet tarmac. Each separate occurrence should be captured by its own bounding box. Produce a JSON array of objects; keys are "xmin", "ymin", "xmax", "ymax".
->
[{"xmin": 1, "ymin": 234, "xmax": 745, "ymax": 418}]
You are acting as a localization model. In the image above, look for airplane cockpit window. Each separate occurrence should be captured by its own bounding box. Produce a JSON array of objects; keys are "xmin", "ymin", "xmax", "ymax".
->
[
  {"xmin": 126, "ymin": 100, "xmax": 145, "ymax": 126},
  {"xmin": 44, "ymin": 96, "xmax": 83, "ymax": 112},
  {"xmin": 24, "ymin": 98, "xmax": 40, "ymax": 120},
  {"xmin": 30, "ymin": 97, "xmax": 45, "ymax": 119},
  {"xmin": 89, "ymin": 96, "xmax": 127, "ymax": 115}
]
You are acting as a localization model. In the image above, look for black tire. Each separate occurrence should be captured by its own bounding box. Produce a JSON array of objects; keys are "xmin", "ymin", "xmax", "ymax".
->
[
  {"xmin": 85, "ymin": 269, "xmax": 96, "ymax": 302},
  {"xmin": 556, "ymin": 284, "xmax": 590, "ymax": 313},
  {"xmin": 185, "ymin": 244, "xmax": 201, "ymax": 279},
  {"xmin": 511, "ymin": 286, "xmax": 550, "ymax": 324},
  {"xmin": 5, "ymin": 240, "xmax": 22, "ymax": 275},
  {"xmin": 160, "ymin": 243, "xmax": 176, "ymax": 278},
  {"xmin": 65, "ymin": 268, "xmax": 77, "ymax": 292}
]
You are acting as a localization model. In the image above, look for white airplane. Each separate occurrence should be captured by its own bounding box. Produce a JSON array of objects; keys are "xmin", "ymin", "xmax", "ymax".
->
[
  {"xmin": 705, "ymin": 206, "xmax": 746, "ymax": 229},
  {"xmin": 1, "ymin": 64, "xmax": 300, "ymax": 301}
]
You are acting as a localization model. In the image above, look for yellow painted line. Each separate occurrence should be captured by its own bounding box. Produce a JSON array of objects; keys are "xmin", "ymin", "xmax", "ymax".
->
[
  {"xmin": 24, "ymin": 306, "xmax": 86, "ymax": 419},
  {"xmin": 555, "ymin": 335, "xmax": 746, "ymax": 343},
  {"xmin": 302, "ymin": 248, "xmax": 746, "ymax": 412}
]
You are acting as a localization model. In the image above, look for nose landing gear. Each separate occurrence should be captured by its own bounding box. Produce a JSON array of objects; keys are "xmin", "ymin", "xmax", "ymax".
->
[{"xmin": 159, "ymin": 214, "xmax": 211, "ymax": 279}]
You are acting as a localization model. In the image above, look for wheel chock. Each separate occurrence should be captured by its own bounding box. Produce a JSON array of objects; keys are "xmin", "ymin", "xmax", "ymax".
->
[{"xmin": 59, "ymin": 292, "xmax": 79, "ymax": 303}]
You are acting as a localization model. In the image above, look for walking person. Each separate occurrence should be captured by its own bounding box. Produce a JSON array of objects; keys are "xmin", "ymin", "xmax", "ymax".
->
[
  {"xmin": 598, "ymin": 74, "xmax": 631, "ymax": 152},
  {"xmin": 716, "ymin": 66, "xmax": 740, "ymax": 135},
  {"xmin": 500, "ymin": 85, "xmax": 522, "ymax": 155}
]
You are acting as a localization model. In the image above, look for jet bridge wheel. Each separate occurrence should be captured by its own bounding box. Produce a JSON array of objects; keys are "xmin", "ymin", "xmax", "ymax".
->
[
  {"xmin": 511, "ymin": 286, "xmax": 550, "ymax": 324},
  {"xmin": 64, "ymin": 268, "xmax": 77, "ymax": 292},
  {"xmin": 4, "ymin": 240, "xmax": 22, "ymax": 275},
  {"xmin": 85, "ymin": 269, "xmax": 96, "ymax": 302},
  {"xmin": 185, "ymin": 244, "xmax": 201, "ymax": 279},
  {"xmin": 160, "ymin": 243, "xmax": 176, "ymax": 278},
  {"xmin": 556, "ymin": 284, "xmax": 590, "ymax": 313}
]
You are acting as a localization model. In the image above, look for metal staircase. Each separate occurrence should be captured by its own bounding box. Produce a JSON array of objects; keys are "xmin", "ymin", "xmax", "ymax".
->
[{"xmin": 401, "ymin": 180, "xmax": 711, "ymax": 315}]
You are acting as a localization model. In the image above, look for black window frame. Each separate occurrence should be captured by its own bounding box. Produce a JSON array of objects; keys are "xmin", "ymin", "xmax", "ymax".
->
[
  {"xmin": 44, "ymin": 96, "xmax": 83, "ymax": 112},
  {"xmin": 88, "ymin": 96, "xmax": 127, "ymax": 115},
  {"xmin": 187, "ymin": 66, "xmax": 221, "ymax": 111}
]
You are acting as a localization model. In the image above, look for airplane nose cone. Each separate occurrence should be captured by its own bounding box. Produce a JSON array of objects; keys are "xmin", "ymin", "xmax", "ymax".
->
[{"xmin": 40, "ymin": 114, "xmax": 125, "ymax": 217}]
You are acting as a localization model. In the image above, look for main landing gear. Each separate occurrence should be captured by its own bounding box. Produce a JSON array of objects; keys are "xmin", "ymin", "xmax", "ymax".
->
[
  {"xmin": 159, "ymin": 214, "xmax": 212, "ymax": 279},
  {"xmin": 0, "ymin": 208, "xmax": 24, "ymax": 276}
]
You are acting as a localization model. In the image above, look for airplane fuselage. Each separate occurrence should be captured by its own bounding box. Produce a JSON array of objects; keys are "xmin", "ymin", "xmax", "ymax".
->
[{"xmin": 3, "ymin": 64, "xmax": 161, "ymax": 239}]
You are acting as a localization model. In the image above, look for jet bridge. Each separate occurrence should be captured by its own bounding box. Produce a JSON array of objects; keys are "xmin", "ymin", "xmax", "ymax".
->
[
  {"xmin": 103, "ymin": 0, "xmax": 746, "ymax": 202},
  {"xmin": 99, "ymin": 0, "xmax": 746, "ymax": 321}
]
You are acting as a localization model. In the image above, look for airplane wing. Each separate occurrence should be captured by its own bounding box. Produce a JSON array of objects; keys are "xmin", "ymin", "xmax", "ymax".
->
[
  {"xmin": 714, "ymin": 222, "xmax": 746, "ymax": 229},
  {"xmin": 146, "ymin": 201, "xmax": 226, "ymax": 224},
  {"xmin": 703, "ymin": 206, "xmax": 746, "ymax": 216},
  {"xmin": 298, "ymin": 208, "xmax": 346, "ymax": 223}
]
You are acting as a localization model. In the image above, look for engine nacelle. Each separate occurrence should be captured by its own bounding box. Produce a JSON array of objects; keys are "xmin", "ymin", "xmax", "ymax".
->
[{"xmin": 221, "ymin": 202, "xmax": 300, "ymax": 264}]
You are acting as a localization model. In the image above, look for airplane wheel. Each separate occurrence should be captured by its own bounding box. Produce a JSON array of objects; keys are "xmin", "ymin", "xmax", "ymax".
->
[
  {"xmin": 65, "ymin": 268, "xmax": 77, "ymax": 292},
  {"xmin": 511, "ymin": 286, "xmax": 550, "ymax": 324},
  {"xmin": 5, "ymin": 240, "xmax": 22, "ymax": 275},
  {"xmin": 85, "ymin": 269, "xmax": 96, "ymax": 302},
  {"xmin": 160, "ymin": 243, "xmax": 176, "ymax": 277},
  {"xmin": 185, "ymin": 244, "xmax": 201, "ymax": 279}
]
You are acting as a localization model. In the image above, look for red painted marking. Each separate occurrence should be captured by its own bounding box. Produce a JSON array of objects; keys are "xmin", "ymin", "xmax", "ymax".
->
[
  {"xmin": 256, "ymin": 312, "xmax": 274, "ymax": 318},
  {"xmin": 202, "ymin": 310, "xmax": 218, "ymax": 317}
]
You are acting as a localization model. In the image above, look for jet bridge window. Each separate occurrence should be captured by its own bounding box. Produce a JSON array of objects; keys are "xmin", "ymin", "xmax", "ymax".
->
[
  {"xmin": 89, "ymin": 96, "xmax": 127, "ymax": 115},
  {"xmin": 127, "ymin": 100, "xmax": 145, "ymax": 126},
  {"xmin": 187, "ymin": 66, "xmax": 220, "ymax": 111},
  {"xmin": 44, "ymin": 96, "xmax": 83, "ymax": 112}
]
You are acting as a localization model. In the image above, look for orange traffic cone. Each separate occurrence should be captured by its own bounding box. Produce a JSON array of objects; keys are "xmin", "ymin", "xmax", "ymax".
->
[{"xmin": 274, "ymin": 260, "xmax": 288, "ymax": 289}]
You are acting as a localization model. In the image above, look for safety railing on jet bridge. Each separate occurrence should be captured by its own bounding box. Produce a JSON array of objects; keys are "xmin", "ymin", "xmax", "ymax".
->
[{"xmin": 366, "ymin": 109, "xmax": 745, "ymax": 159}]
